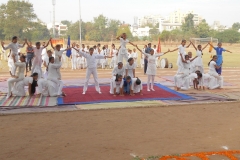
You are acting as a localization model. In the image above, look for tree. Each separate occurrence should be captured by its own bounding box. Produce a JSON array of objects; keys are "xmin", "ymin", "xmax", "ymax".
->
[
  {"xmin": 181, "ymin": 13, "xmax": 195, "ymax": 32},
  {"xmin": 215, "ymin": 29, "xmax": 240, "ymax": 43},
  {"xmin": 30, "ymin": 22, "xmax": 50, "ymax": 41},
  {"xmin": 117, "ymin": 25, "xmax": 133, "ymax": 40},
  {"xmin": 232, "ymin": 22, "xmax": 240, "ymax": 31},
  {"xmin": 61, "ymin": 20, "xmax": 72, "ymax": 27},
  {"xmin": 195, "ymin": 19, "xmax": 210, "ymax": 38},
  {"xmin": 160, "ymin": 30, "xmax": 171, "ymax": 41},
  {"xmin": 0, "ymin": 0, "xmax": 37, "ymax": 40},
  {"xmin": 67, "ymin": 21, "xmax": 88, "ymax": 40}
]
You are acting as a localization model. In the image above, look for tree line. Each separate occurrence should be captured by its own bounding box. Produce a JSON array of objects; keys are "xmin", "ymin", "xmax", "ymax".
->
[{"xmin": 0, "ymin": 1, "xmax": 240, "ymax": 43}]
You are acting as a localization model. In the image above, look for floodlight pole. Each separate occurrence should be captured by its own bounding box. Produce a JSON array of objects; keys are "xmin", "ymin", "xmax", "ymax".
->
[
  {"xmin": 79, "ymin": 0, "xmax": 82, "ymax": 45},
  {"xmin": 52, "ymin": 0, "xmax": 56, "ymax": 38}
]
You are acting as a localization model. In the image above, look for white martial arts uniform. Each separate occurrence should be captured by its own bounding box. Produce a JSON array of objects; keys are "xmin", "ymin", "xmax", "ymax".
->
[
  {"xmin": 100, "ymin": 50, "xmax": 107, "ymax": 68},
  {"xmin": 110, "ymin": 49, "xmax": 118, "ymax": 68},
  {"xmin": 132, "ymin": 52, "xmax": 138, "ymax": 67},
  {"xmin": 142, "ymin": 52, "xmax": 164, "ymax": 90},
  {"xmin": 194, "ymin": 50, "xmax": 204, "ymax": 73},
  {"xmin": 43, "ymin": 56, "xmax": 50, "ymax": 79},
  {"xmin": 112, "ymin": 66, "xmax": 125, "ymax": 76},
  {"xmin": 32, "ymin": 47, "xmax": 45, "ymax": 78},
  {"xmin": 37, "ymin": 79, "xmax": 49, "ymax": 96},
  {"xmin": 11, "ymin": 77, "xmax": 33, "ymax": 96},
  {"xmin": 132, "ymin": 78, "xmax": 143, "ymax": 93},
  {"xmin": 41, "ymin": 48, "xmax": 47, "ymax": 61},
  {"xmin": 53, "ymin": 49, "xmax": 64, "ymax": 79},
  {"xmin": 177, "ymin": 45, "xmax": 187, "ymax": 73},
  {"xmin": 7, "ymin": 62, "xmax": 26, "ymax": 98},
  {"xmin": 4, "ymin": 42, "xmax": 24, "ymax": 75},
  {"xmin": 78, "ymin": 51, "xmax": 106, "ymax": 93},
  {"xmin": 199, "ymin": 73, "xmax": 211, "ymax": 88},
  {"xmin": 71, "ymin": 48, "xmax": 78, "ymax": 70},
  {"xmin": 61, "ymin": 50, "xmax": 67, "ymax": 69},
  {"xmin": 125, "ymin": 63, "xmax": 136, "ymax": 78},
  {"xmin": 128, "ymin": 53, "xmax": 133, "ymax": 59},
  {"xmin": 208, "ymin": 61, "xmax": 223, "ymax": 89},
  {"xmin": 110, "ymin": 79, "xmax": 124, "ymax": 94},
  {"xmin": 118, "ymin": 38, "xmax": 129, "ymax": 63},
  {"xmin": 174, "ymin": 60, "xmax": 191, "ymax": 90},
  {"xmin": 47, "ymin": 62, "xmax": 64, "ymax": 96}
]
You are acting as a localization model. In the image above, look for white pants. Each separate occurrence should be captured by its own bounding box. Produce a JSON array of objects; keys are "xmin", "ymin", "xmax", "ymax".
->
[
  {"xmin": 109, "ymin": 81, "xmax": 121, "ymax": 94},
  {"xmin": 48, "ymin": 80, "xmax": 64, "ymax": 96},
  {"xmin": 110, "ymin": 58, "xmax": 117, "ymax": 69},
  {"xmin": 84, "ymin": 67, "xmax": 100, "ymax": 92},
  {"xmin": 147, "ymin": 75, "xmax": 155, "ymax": 90},
  {"xmin": 12, "ymin": 81, "xmax": 26, "ymax": 96},
  {"xmin": 174, "ymin": 74, "xmax": 189, "ymax": 89},
  {"xmin": 7, "ymin": 77, "xmax": 24, "ymax": 96},
  {"xmin": 118, "ymin": 53, "xmax": 128, "ymax": 63},
  {"xmin": 209, "ymin": 73, "xmax": 223, "ymax": 90},
  {"xmin": 72, "ymin": 58, "xmax": 77, "ymax": 69}
]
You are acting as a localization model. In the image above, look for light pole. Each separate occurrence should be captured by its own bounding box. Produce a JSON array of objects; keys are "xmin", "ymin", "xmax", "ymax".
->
[
  {"xmin": 52, "ymin": 0, "xmax": 56, "ymax": 38},
  {"xmin": 79, "ymin": 0, "xmax": 82, "ymax": 45}
]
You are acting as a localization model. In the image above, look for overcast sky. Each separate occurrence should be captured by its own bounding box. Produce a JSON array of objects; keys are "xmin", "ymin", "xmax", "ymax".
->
[{"xmin": 1, "ymin": 0, "xmax": 240, "ymax": 27}]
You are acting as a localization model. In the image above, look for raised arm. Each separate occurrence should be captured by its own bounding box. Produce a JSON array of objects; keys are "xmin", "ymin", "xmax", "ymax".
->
[
  {"xmin": 186, "ymin": 42, "xmax": 192, "ymax": 48},
  {"xmin": 155, "ymin": 49, "xmax": 170, "ymax": 57},
  {"xmin": 169, "ymin": 48, "xmax": 178, "ymax": 52},
  {"xmin": 116, "ymin": 34, "xmax": 122, "ymax": 40},
  {"xmin": 44, "ymin": 38, "xmax": 51, "ymax": 48},
  {"xmin": 202, "ymin": 43, "xmax": 209, "ymax": 51},
  {"xmin": 136, "ymin": 45, "xmax": 148, "ymax": 57},
  {"xmin": 129, "ymin": 41, "xmax": 135, "ymax": 46},
  {"xmin": 225, "ymin": 49, "xmax": 232, "ymax": 53},
  {"xmin": 191, "ymin": 42, "xmax": 197, "ymax": 50},
  {"xmin": 51, "ymin": 63, "xmax": 62, "ymax": 69},
  {"xmin": 50, "ymin": 40, "xmax": 55, "ymax": 49},
  {"xmin": 190, "ymin": 56, "xmax": 198, "ymax": 62},
  {"xmin": 208, "ymin": 42, "xmax": 214, "ymax": 48}
]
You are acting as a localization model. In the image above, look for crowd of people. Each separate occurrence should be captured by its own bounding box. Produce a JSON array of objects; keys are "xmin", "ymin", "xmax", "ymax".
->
[{"xmin": 1, "ymin": 33, "xmax": 232, "ymax": 99}]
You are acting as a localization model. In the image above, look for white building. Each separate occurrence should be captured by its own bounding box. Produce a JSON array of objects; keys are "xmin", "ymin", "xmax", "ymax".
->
[
  {"xmin": 47, "ymin": 22, "xmax": 68, "ymax": 36},
  {"xmin": 167, "ymin": 10, "xmax": 202, "ymax": 25},
  {"xmin": 138, "ymin": 15, "xmax": 163, "ymax": 27},
  {"xmin": 211, "ymin": 21, "xmax": 228, "ymax": 31},
  {"xmin": 131, "ymin": 26, "xmax": 151, "ymax": 37}
]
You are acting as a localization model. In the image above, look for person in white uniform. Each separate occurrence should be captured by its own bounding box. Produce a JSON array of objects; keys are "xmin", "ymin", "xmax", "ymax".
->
[
  {"xmin": 11, "ymin": 73, "xmax": 38, "ymax": 97},
  {"xmin": 208, "ymin": 55, "xmax": 223, "ymax": 90},
  {"xmin": 42, "ymin": 50, "xmax": 53, "ymax": 79},
  {"xmin": 174, "ymin": 54, "xmax": 197, "ymax": 91},
  {"xmin": 100, "ymin": 46, "xmax": 107, "ymax": 69},
  {"xmin": 116, "ymin": 33, "xmax": 135, "ymax": 63},
  {"xmin": 153, "ymin": 45, "xmax": 159, "ymax": 67},
  {"xmin": 6, "ymin": 55, "xmax": 27, "ymax": 98},
  {"xmin": 136, "ymin": 45, "xmax": 170, "ymax": 91},
  {"xmin": 1, "ymin": 36, "xmax": 27, "ymax": 76},
  {"xmin": 110, "ymin": 44, "xmax": 118, "ymax": 68},
  {"xmin": 47, "ymin": 56, "xmax": 66, "ymax": 97},
  {"xmin": 128, "ymin": 49, "xmax": 133, "ymax": 59},
  {"xmin": 73, "ymin": 47, "xmax": 112, "ymax": 94},
  {"xmin": 191, "ymin": 43, "xmax": 209, "ymax": 73},
  {"xmin": 110, "ymin": 74, "xmax": 124, "ymax": 96},
  {"xmin": 112, "ymin": 62, "xmax": 125, "ymax": 77},
  {"xmin": 132, "ymin": 48, "xmax": 138, "ymax": 67},
  {"xmin": 27, "ymin": 39, "xmax": 50, "ymax": 78},
  {"xmin": 50, "ymin": 41, "xmax": 71, "ymax": 79},
  {"xmin": 189, "ymin": 71, "xmax": 203, "ymax": 90},
  {"xmin": 125, "ymin": 58, "xmax": 136, "ymax": 79},
  {"xmin": 141, "ymin": 45, "xmax": 147, "ymax": 68},
  {"xmin": 170, "ymin": 40, "xmax": 192, "ymax": 73},
  {"xmin": 71, "ymin": 43, "xmax": 78, "ymax": 70},
  {"xmin": 131, "ymin": 77, "xmax": 143, "ymax": 95},
  {"xmin": 41, "ymin": 42, "xmax": 47, "ymax": 61},
  {"xmin": 37, "ymin": 78, "xmax": 49, "ymax": 96}
]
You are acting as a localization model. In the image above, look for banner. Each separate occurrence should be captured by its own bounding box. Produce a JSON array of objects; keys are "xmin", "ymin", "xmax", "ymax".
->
[{"xmin": 66, "ymin": 36, "xmax": 71, "ymax": 57}]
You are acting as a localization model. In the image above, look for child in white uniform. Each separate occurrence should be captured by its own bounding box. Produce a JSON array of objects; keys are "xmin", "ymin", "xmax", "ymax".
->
[
  {"xmin": 116, "ymin": 33, "xmax": 135, "ymax": 63},
  {"xmin": 137, "ymin": 46, "xmax": 170, "ymax": 91},
  {"xmin": 11, "ymin": 73, "xmax": 38, "ymax": 97},
  {"xmin": 208, "ymin": 55, "xmax": 223, "ymax": 89},
  {"xmin": 37, "ymin": 78, "xmax": 49, "ymax": 96},
  {"xmin": 43, "ymin": 50, "xmax": 53, "ymax": 79},
  {"xmin": 125, "ymin": 58, "xmax": 136, "ymax": 79},
  {"xmin": 170, "ymin": 40, "xmax": 192, "ymax": 73},
  {"xmin": 191, "ymin": 43, "xmax": 209, "ymax": 73},
  {"xmin": 112, "ymin": 62, "xmax": 125, "ymax": 78},
  {"xmin": 73, "ymin": 47, "xmax": 112, "ymax": 94},
  {"xmin": 110, "ymin": 44, "xmax": 118, "ymax": 68},
  {"xmin": 131, "ymin": 77, "xmax": 143, "ymax": 95},
  {"xmin": 50, "ymin": 42, "xmax": 71, "ymax": 79},
  {"xmin": 174, "ymin": 54, "xmax": 197, "ymax": 91},
  {"xmin": 1, "ymin": 36, "xmax": 26, "ymax": 75},
  {"xmin": 47, "ymin": 57, "xmax": 66, "ymax": 97},
  {"xmin": 6, "ymin": 55, "xmax": 27, "ymax": 98},
  {"xmin": 100, "ymin": 46, "xmax": 107, "ymax": 69},
  {"xmin": 71, "ymin": 43, "xmax": 78, "ymax": 70},
  {"xmin": 110, "ymin": 74, "xmax": 124, "ymax": 96},
  {"xmin": 132, "ymin": 48, "xmax": 138, "ymax": 67},
  {"xmin": 189, "ymin": 71, "xmax": 203, "ymax": 90}
]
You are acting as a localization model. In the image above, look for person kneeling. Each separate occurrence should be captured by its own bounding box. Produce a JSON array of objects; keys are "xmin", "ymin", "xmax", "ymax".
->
[
  {"xmin": 123, "ymin": 76, "xmax": 134, "ymax": 96},
  {"xmin": 110, "ymin": 74, "xmax": 124, "ymax": 96},
  {"xmin": 131, "ymin": 77, "xmax": 143, "ymax": 95}
]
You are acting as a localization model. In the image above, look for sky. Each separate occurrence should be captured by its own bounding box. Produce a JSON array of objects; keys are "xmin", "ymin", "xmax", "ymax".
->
[{"xmin": 1, "ymin": 0, "xmax": 240, "ymax": 27}]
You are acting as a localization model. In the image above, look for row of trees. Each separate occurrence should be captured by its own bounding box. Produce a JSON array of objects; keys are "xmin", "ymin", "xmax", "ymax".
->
[{"xmin": 0, "ymin": 1, "xmax": 240, "ymax": 43}]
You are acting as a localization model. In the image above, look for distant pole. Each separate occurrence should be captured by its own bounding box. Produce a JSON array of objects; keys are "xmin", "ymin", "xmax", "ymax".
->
[
  {"xmin": 52, "ymin": 0, "xmax": 56, "ymax": 38},
  {"xmin": 79, "ymin": 0, "xmax": 82, "ymax": 45}
]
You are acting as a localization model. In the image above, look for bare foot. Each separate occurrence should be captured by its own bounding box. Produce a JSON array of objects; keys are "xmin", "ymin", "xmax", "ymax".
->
[{"xmin": 62, "ymin": 92, "xmax": 67, "ymax": 97}]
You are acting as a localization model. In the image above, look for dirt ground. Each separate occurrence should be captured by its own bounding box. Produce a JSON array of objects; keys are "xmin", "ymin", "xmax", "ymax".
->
[{"xmin": 0, "ymin": 102, "xmax": 240, "ymax": 160}]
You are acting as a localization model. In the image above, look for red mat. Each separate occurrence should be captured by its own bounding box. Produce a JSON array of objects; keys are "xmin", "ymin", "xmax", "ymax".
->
[{"xmin": 58, "ymin": 84, "xmax": 193, "ymax": 105}]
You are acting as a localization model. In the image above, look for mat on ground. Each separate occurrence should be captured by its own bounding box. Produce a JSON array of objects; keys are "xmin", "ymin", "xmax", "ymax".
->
[{"xmin": 57, "ymin": 83, "xmax": 194, "ymax": 105}]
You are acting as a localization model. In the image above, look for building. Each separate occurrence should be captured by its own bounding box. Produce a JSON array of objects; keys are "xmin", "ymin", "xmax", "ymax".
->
[
  {"xmin": 167, "ymin": 9, "xmax": 202, "ymax": 25},
  {"xmin": 131, "ymin": 26, "xmax": 151, "ymax": 37},
  {"xmin": 138, "ymin": 15, "xmax": 163, "ymax": 27},
  {"xmin": 158, "ymin": 20, "xmax": 182, "ymax": 33},
  {"xmin": 211, "ymin": 21, "xmax": 228, "ymax": 31},
  {"xmin": 47, "ymin": 22, "xmax": 68, "ymax": 36}
]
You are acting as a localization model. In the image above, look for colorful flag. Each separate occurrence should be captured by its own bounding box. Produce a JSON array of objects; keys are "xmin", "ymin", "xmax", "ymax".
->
[{"xmin": 66, "ymin": 35, "xmax": 71, "ymax": 57}]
